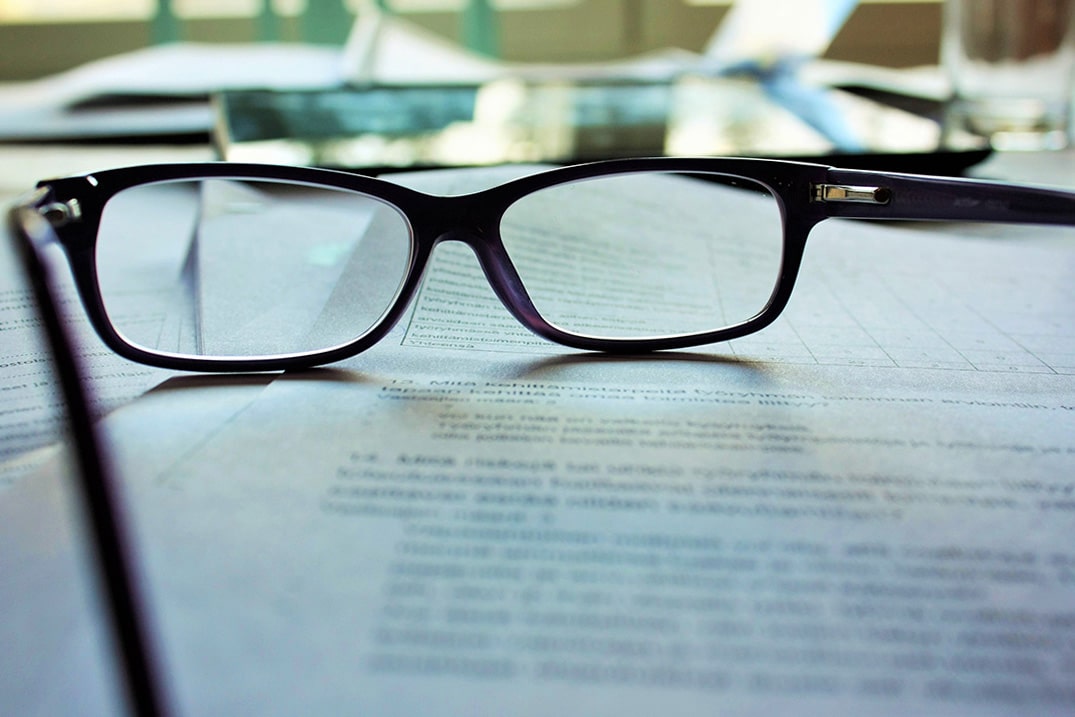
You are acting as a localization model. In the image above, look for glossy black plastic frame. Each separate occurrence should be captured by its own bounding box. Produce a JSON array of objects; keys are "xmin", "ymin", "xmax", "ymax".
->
[{"xmin": 14, "ymin": 157, "xmax": 1075, "ymax": 372}]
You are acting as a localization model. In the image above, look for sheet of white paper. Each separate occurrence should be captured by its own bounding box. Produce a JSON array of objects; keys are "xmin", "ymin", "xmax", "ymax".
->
[
  {"xmin": 0, "ymin": 439, "xmax": 125, "ymax": 717},
  {"xmin": 0, "ymin": 222, "xmax": 177, "ymax": 486},
  {"xmin": 0, "ymin": 376, "xmax": 276, "ymax": 716},
  {"xmin": 125, "ymin": 367, "xmax": 1075, "ymax": 716},
  {"xmin": 4, "ymin": 165, "xmax": 1075, "ymax": 715}
]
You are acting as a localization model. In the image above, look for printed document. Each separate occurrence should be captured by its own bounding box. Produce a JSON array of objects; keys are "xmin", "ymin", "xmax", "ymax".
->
[{"xmin": 2, "ymin": 167, "xmax": 1074, "ymax": 716}]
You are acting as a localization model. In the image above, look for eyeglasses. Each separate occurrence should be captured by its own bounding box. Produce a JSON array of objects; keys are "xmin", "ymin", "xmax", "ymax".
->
[{"xmin": 11, "ymin": 157, "xmax": 1075, "ymax": 372}]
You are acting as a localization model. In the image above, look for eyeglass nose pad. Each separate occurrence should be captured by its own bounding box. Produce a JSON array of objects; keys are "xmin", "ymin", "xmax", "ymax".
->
[{"xmin": 433, "ymin": 228, "xmax": 558, "ymax": 341}]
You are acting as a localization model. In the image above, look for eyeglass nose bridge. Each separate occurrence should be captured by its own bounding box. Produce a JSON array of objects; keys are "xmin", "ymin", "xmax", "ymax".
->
[{"xmin": 426, "ymin": 222, "xmax": 564, "ymax": 344}]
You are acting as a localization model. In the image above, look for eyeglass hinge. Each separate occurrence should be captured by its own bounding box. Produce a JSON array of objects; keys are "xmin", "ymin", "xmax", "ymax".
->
[
  {"xmin": 812, "ymin": 184, "xmax": 891, "ymax": 205},
  {"xmin": 39, "ymin": 198, "xmax": 82, "ymax": 228}
]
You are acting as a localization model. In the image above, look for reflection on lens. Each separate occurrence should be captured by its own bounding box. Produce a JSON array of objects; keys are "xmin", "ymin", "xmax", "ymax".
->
[
  {"xmin": 96, "ymin": 179, "xmax": 413, "ymax": 359},
  {"xmin": 500, "ymin": 171, "xmax": 784, "ymax": 339}
]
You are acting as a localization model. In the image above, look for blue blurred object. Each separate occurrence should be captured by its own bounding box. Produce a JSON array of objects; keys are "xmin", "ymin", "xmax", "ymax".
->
[{"xmin": 705, "ymin": 0, "xmax": 863, "ymax": 150}]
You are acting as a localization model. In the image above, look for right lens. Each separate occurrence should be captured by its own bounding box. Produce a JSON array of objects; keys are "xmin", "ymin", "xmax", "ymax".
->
[
  {"xmin": 94, "ymin": 178, "xmax": 413, "ymax": 359},
  {"xmin": 499, "ymin": 171, "xmax": 785, "ymax": 341}
]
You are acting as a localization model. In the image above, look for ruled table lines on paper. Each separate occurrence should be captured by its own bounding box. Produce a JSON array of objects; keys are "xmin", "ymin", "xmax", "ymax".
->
[
  {"xmin": 0, "ymin": 281, "xmax": 172, "ymax": 484},
  {"xmin": 725, "ymin": 262, "xmax": 1075, "ymax": 375},
  {"xmin": 401, "ymin": 225, "xmax": 1075, "ymax": 376}
]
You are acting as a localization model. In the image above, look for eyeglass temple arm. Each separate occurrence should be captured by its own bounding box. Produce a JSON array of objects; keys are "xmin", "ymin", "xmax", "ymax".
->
[
  {"xmin": 8, "ymin": 199, "xmax": 170, "ymax": 717},
  {"xmin": 815, "ymin": 169, "xmax": 1075, "ymax": 227}
]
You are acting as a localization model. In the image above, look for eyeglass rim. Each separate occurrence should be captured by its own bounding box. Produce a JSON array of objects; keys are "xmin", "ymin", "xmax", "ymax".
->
[
  {"xmin": 23, "ymin": 155, "xmax": 1075, "ymax": 372},
  {"xmin": 27, "ymin": 157, "xmax": 828, "ymax": 372}
]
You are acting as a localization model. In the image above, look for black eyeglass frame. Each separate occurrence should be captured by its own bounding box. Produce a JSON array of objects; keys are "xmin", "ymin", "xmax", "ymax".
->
[{"xmin": 15, "ymin": 157, "xmax": 1075, "ymax": 372}]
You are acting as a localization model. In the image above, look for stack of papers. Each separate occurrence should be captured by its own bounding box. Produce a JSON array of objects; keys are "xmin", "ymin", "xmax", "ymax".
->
[{"xmin": 2, "ymin": 164, "xmax": 1074, "ymax": 715}]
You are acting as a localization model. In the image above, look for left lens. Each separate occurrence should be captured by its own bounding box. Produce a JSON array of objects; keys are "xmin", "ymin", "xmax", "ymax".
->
[
  {"xmin": 95, "ymin": 178, "xmax": 413, "ymax": 359},
  {"xmin": 499, "ymin": 171, "xmax": 785, "ymax": 340}
]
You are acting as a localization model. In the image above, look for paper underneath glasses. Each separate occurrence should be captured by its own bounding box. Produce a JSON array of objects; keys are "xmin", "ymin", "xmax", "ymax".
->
[
  {"xmin": 0, "ymin": 226, "xmax": 176, "ymax": 486},
  {"xmin": 2, "ymin": 167, "xmax": 1075, "ymax": 715}
]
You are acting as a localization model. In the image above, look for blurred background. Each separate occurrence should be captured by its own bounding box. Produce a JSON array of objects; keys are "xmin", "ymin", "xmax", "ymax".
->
[{"xmin": 0, "ymin": 0, "xmax": 943, "ymax": 81}]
